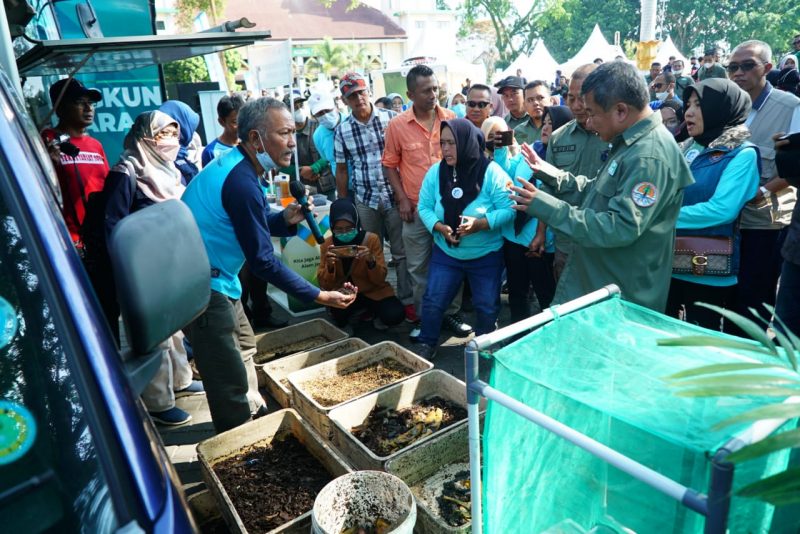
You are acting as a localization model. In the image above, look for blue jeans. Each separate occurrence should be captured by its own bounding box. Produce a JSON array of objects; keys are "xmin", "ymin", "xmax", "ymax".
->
[
  {"xmin": 418, "ymin": 245, "xmax": 504, "ymax": 346},
  {"xmin": 775, "ymin": 260, "xmax": 800, "ymax": 337}
]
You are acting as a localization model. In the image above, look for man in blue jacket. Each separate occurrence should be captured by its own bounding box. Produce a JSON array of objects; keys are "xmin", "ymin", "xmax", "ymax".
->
[{"xmin": 182, "ymin": 97, "xmax": 356, "ymax": 433}]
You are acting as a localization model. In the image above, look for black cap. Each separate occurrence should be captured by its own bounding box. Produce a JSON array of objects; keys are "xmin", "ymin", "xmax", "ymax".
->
[
  {"xmin": 494, "ymin": 76, "xmax": 525, "ymax": 92},
  {"xmin": 49, "ymin": 78, "xmax": 102, "ymax": 106}
]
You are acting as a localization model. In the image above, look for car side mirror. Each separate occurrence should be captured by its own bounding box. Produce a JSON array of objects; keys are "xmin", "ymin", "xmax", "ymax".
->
[{"xmin": 108, "ymin": 200, "xmax": 210, "ymax": 394}]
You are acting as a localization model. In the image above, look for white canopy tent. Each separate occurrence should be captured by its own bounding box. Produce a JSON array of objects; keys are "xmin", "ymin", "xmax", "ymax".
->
[
  {"xmin": 654, "ymin": 36, "xmax": 689, "ymax": 68},
  {"xmin": 496, "ymin": 39, "xmax": 560, "ymax": 84},
  {"xmin": 559, "ymin": 24, "xmax": 626, "ymax": 75}
]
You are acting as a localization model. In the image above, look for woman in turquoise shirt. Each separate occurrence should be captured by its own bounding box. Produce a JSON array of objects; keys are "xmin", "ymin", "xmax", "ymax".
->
[
  {"xmin": 665, "ymin": 78, "xmax": 760, "ymax": 330},
  {"xmin": 414, "ymin": 119, "xmax": 515, "ymax": 359}
]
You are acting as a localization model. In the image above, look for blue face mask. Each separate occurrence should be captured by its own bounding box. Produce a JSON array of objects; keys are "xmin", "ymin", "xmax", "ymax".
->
[
  {"xmin": 452, "ymin": 103, "xmax": 466, "ymax": 118},
  {"xmin": 254, "ymin": 131, "xmax": 277, "ymax": 172},
  {"xmin": 335, "ymin": 229, "xmax": 358, "ymax": 243},
  {"xmin": 318, "ymin": 111, "xmax": 340, "ymax": 130}
]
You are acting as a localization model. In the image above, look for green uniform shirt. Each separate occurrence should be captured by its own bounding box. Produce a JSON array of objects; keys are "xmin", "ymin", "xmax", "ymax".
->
[
  {"xmin": 675, "ymin": 75, "xmax": 694, "ymax": 97},
  {"xmin": 541, "ymin": 120, "xmax": 609, "ymax": 254},
  {"xmin": 504, "ymin": 112, "xmax": 529, "ymax": 130},
  {"xmin": 514, "ymin": 117, "xmax": 542, "ymax": 145},
  {"xmin": 698, "ymin": 63, "xmax": 727, "ymax": 80},
  {"xmin": 527, "ymin": 112, "xmax": 694, "ymax": 312}
]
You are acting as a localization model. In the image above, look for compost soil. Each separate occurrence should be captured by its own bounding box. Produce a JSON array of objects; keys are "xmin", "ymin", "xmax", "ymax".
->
[
  {"xmin": 213, "ymin": 435, "xmax": 332, "ymax": 532},
  {"xmin": 352, "ymin": 397, "xmax": 467, "ymax": 456},
  {"xmin": 302, "ymin": 359, "xmax": 414, "ymax": 407},
  {"xmin": 256, "ymin": 335, "xmax": 330, "ymax": 363},
  {"xmin": 438, "ymin": 470, "xmax": 471, "ymax": 527}
]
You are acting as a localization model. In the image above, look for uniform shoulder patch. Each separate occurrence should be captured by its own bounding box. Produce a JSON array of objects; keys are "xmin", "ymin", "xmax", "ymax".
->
[{"xmin": 631, "ymin": 182, "xmax": 658, "ymax": 208}]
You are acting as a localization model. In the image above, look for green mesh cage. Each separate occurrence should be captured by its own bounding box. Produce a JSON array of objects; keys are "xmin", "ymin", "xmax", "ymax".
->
[{"xmin": 482, "ymin": 296, "xmax": 796, "ymax": 533}]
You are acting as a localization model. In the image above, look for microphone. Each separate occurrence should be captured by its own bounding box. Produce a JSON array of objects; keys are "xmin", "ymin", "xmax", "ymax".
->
[{"xmin": 289, "ymin": 180, "xmax": 325, "ymax": 244}]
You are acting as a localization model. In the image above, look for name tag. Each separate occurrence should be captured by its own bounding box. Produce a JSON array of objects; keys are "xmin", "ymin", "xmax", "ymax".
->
[{"xmin": 552, "ymin": 145, "xmax": 576, "ymax": 153}]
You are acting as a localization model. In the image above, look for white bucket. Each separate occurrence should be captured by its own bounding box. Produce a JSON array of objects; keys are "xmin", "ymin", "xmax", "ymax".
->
[{"xmin": 311, "ymin": 471, "xmax": 416, "ymax": 534}]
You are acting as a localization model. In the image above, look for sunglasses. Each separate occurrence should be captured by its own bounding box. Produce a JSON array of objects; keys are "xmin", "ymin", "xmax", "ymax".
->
[
  {"xmin": 467, "ymin": 100, "xmax": 491, "ymax": 109},
  {"xmin": 725, "ymin": 61, "xmax": 763, "ymax": 73},
  {"xmin": 652, "ymin": 83, "xmax": 665, "ymax": 90}
]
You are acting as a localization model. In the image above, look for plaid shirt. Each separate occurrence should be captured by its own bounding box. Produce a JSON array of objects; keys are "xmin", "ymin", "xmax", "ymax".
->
[{"xmin": 334, "ymin": 106, "xmax": 396, "ymax": 208}]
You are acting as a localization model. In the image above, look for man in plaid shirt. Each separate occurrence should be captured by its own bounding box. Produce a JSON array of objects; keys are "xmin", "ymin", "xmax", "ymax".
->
[{"xmin": 334, "ymin": 72, "xmax": 413, "ymax": 316}]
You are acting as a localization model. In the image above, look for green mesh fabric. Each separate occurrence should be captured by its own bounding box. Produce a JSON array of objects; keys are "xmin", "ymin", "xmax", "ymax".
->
[{"xmin": 483, "ymin": 296, "xmax": 795, "ymax": 533}]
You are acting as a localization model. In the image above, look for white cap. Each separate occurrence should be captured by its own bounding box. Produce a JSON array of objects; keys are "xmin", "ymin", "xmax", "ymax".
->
[{"xmin": 308, "ymin": 91, "xmax": 336, "ymax": 116}]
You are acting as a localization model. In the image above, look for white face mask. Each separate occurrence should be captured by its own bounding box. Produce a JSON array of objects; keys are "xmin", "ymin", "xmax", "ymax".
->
[
  {"xmin": 704, "ymin": 62, "xmax": 713, "ymax": 68},
  {"xmin": 674, "ymin": 68, "xmax": 683, "ymax": 75},
  {"xmin": 293, "ymin": 108, "xmax": 307, "ymax": 124},
  {"xmin": 146, "ymin": 137, "xmax": 180, "ymax": 162},
  {"xmin": 318, "ymin": 110, "xmax": 339, "ymax": 130},
  {"xmin": 656, "ymin": 91, "xmax": 669, "ymax": 101}
]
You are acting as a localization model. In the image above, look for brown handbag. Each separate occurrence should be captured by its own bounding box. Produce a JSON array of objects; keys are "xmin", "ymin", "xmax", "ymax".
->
[{"xmin": 672, "ymin": 236, "xmax": 734, "ymax": 276}]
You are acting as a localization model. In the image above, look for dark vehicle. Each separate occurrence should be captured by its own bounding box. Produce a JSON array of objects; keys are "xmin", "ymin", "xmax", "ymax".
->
[{"xmin": 0, "ymin": 65, "xmax": 209, "ymax": 531}]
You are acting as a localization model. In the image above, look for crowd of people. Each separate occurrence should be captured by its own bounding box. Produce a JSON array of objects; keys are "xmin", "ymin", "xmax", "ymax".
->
[{"xmin": 42, "ymin": 34, "xmax": 800, "ymax": 434}]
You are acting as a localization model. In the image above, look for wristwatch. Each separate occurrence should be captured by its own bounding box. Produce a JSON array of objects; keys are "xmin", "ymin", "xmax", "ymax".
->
[{"xmin": 759, "ymin": 186, "xmax": 769, "ymax": 198}]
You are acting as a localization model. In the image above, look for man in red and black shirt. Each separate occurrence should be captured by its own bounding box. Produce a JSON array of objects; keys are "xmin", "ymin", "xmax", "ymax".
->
[{"xmin": 42, "ymin": 78, "xmax": 109, "ymax": 248}]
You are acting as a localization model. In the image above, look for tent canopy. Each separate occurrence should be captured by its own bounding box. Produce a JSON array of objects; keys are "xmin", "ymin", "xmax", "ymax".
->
[
  {"xmin": 654, "ymin": 36, "xmax": 689, "ymax": 69},
  {"xmin": 559, "ymin": 24, "xmax": 626, "ymax": 76},
  {"xmin": 497, "ymin": 39, "xmax": 559, "ymax": 84}
]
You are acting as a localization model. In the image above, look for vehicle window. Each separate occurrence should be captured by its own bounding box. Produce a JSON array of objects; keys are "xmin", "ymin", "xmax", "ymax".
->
[{"xmin": 0, "ymin": 189, "xmax": 118, "ymax": 532}]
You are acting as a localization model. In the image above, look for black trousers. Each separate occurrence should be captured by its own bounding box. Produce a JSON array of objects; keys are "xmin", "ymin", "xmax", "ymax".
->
[
  {"xmin": 666, "ymin": 277, "xmax": 737, "ymax": 332},
  {"xmin": 330, "ymin": 293, "xmax": 405, "ymax": 327},
  {"xmin": 733, "ymin": 228, "xmax": 786, "ymax": 330},
  {"xmin": 503, "ymin": 240, "xmax": 556, "ymax": 323},
  {"xmin": 238, "ymin": 263, "xmax": 273, "ymax": 321}
]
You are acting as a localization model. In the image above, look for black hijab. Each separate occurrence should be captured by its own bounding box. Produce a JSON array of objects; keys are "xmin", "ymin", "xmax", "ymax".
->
[
  {"xmin": 439, "ymin": 118, "xmax": 490, "ymax": 232},
  {"xmin": 542, "ymin": 105, "xmax": 574, "ymax": 137},
  {"xmin": 683, "ymin": 78, "xmax": 751, "ymax": 147},
  {"xmin": 330, "ymin": 198, "xmax": 366, "ymax": 275}
]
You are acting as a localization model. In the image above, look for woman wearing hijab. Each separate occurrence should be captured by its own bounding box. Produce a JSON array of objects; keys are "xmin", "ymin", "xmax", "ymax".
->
[
  {"xmin": 776, "ymin": 54, "xmax": 799, "ymax": 95},
  {"xmin": 480, "ymin": 116, "xmax": 519, "ymax": 160},
  {"xmin": 318, "ymin": 199, "xmax": 403, "ymax": 331},
  {"xmin": 102, "ymin": 110, "xmax": 201, "ymax": 425},
  {"xmin": 447, "ymin": 93, "xmax": 467, "ymax": 118},
  {"xmin": 415, "ymin": 119, "xmax": 515, "ymax": 358},
  {"xmin": 665, "ymin": 79, "xmax": 760, "ymax": 330},
  {"xmin": 499, "ymin": 105, "xmax": 573, "ymax": 321},
  {"xmin": 158, "ymin": 100, "xmax": 201, "ymax": 185},
  {"xmin": 386, "ymin": 93, "xmax": 405, "ymax": 113}
]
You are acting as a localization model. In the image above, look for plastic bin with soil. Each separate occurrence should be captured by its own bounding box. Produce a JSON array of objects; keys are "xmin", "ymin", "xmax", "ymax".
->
[
  {"xmin": 288, "ymin": 342, "xmax": 432, "ymax": 438},
  {"xmin": 263, "ymin": 338, "xmax": 370, "ymax": 408},
  {"xmin": 385, "ymin": 422, "xmax": 480, "ymax": 533},
  {"xmin": 328, "ymin": 370, "xmax": 485, "ymax": 471},
  {"xmin": 196, "ymin": 409, "xmax": 351, "ymax": 534},
  {"xmin": 253, "ymin": 319, "xmax": 348, "ymax": 387}
]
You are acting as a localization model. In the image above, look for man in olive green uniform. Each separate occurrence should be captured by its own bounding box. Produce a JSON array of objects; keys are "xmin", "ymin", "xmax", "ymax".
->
[
  {"xmin": 543, "ymin": 63, "xmax": 609, "ymax": 280},
  {"xmin": 511, "ymin": 61, "xmax": 694, "ymax": 312},
  {"xmin": 495, "ymin": 76, "xmax": 528, "ymax": 129},
  {"xmin": 514, "ymin": 81, "xmax": 550, "ymax": 145}
]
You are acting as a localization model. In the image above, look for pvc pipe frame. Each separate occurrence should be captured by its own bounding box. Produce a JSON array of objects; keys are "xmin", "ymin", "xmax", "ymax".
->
[{"xmin": 465, "ymin": 285, "xmax": 728, "ymax": 534}]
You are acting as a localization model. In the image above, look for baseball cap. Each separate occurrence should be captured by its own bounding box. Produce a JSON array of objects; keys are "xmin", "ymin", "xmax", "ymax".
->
[
  {"xmin": 308, "ymin": 91, "xmax": 336, "ymax": 115},
  {"xmin": 49, "ymin": 78, "xmax": 102, "ymax": 106},
  {"xmin": 494, "ymin": 76, "xmax": 525, "ymax": 93},
  {"xmin": 339, "ymin": 72, "xmax": 367, "ymax": 99},
  {"xmin": 282, "ymin": 88, "xmax": 307, "ymax": 107}
]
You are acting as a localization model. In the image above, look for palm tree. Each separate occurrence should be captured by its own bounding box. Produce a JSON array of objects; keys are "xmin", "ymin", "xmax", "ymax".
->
[
  {"xmin": 344, "ymin": 44, "xmax": 370, "ymax": 72},
  {"xmin": 661, "ymin": 303, "xmax": 800, "ymax": 506},
  {"xmin": 306, "ymin": 37, "xmax": 348, "ymax": 78}
]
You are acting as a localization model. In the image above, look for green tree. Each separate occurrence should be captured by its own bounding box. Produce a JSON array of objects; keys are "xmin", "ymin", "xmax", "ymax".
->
[
  {"xmin": 663, "ymin": 0, "xmax": 799, "ymax": 58},
  {"xmin": 175, "ymin": 0, "xmax": 226, "ymax": 31},
  {"xmin": 344, "ymin": 44, "xmax": 370, "ymax": 72},
  {"xmin": 306, "ymin": 37, "xmax": 349, "ymax": 77},
  {"xmin": 163, "ymin": 56, "xmax": 209, "ymax": 84}
]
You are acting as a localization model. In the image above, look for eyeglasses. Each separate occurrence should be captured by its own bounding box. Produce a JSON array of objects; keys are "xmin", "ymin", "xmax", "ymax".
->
[
  {"xmin": 652, "ymin": 83, "xmax": 665, "ymax": 90},
  {"xmin": 725, "ymin": 61, "xmax": 764, "ymax": 73},
  {"xmin": 466, "ymin": 100, "xmax": 490, "ymax": 109},
  {"xmin": 155, "ymin": 128, "xmax": 179, "ymax": 140},
  {"xmin": 72, "ymin": 99, "xmax": 97, "ymax": 108}
]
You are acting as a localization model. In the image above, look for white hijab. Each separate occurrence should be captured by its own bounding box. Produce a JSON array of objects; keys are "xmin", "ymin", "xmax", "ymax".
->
[{"xmin": 115, "ymin": 110, "xmax": 184, "ymax": 202}]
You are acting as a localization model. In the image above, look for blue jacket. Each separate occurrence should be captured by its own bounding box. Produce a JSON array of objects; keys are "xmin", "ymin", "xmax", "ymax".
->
[
  {"xmin": 418, "ymin": 160, "xmax": 515, "ymax": 260},
  {"xmin": 493, "ymin": 148, "xmax": 555, "ymax": 251},
  {"xmin": 674, "ymin": 139, "xmax": 760, "ymax": 286},
  {"xmin": 181, "ymin": 146, "xmax": 320, "ymax": 301}
]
